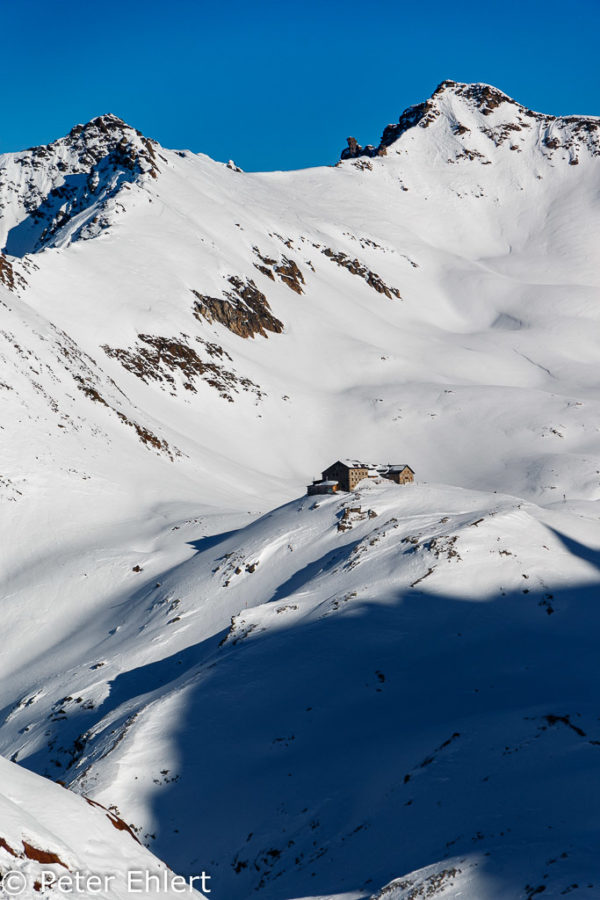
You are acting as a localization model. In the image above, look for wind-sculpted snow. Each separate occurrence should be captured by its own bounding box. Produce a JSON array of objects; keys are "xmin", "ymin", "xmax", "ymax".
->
[{"xmin": 1, "ymin": 81, "xmax": 600, "ymax": 899}]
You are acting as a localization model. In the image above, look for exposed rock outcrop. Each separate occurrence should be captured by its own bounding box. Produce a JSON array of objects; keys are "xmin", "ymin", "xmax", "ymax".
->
[
  {"xmin": 275, "ymin": 256, "xmax": 305, "ymax": 294},
  {"xmin": 321, "ymin": 248, "xmax": 401, "ymax": 299},
  {"xmin": 253, "ymin": 247, "xmax": 305, "ymax": 294},
  {"xmin": 341, "ymin": 137, "xmax": 387, "ymax": 160},
  {"xmin": 0, "ymin": 253, "xmax": 26, "ymax": 291},
  {"xmin": 192, "ymin": 276, "xmax": 283, "ymax": 338},
  {"xmin": 102, "ymin": 333, "xmax": 264, "ymax": 401}
]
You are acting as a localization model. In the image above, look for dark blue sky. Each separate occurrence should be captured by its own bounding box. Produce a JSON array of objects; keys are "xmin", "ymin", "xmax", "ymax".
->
[{"xmin": 3, "ymin": 0, "xmax": 599, "ymax": 170}]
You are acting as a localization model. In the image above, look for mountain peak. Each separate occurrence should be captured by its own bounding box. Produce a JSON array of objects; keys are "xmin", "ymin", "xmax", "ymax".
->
[
  {"xmin": 67, "ymin": 113, "xmax": 137, "ymax": 142},
  {"xmin": 431, "ymin": 79, "xmax": 516, "ymax": 111},
  {"xmin": 340, "ymin": 80, "xmax": 600, "ymax": 162},
  {"xmin": 340, "ymin": 79, "xmax": 517, "ymax": 160},
  {"xmin": 61, "ymin": 112, "xmax": 157, "ymax": 165},
  {"xmin": 1, "ymin": 114, "xmax": 161, "ymax": 256}
]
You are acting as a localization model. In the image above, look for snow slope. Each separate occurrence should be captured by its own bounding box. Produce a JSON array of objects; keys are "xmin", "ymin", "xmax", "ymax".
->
[
  {"xmin": 0, "ymin": 755, "xmax": 206, "ymax": 898},
  {"xmin": 5, "ymin": 479, "xmax": 600, "ymax": 899},
  {"xmin": 1, "ymin": 81, "xmax": 600, "ymax": 899}
]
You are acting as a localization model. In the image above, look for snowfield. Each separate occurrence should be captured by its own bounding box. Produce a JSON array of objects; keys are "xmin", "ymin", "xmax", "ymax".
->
[{"xmin": 1, "ymin": 80, "xmax": 600, "ymax": 898}]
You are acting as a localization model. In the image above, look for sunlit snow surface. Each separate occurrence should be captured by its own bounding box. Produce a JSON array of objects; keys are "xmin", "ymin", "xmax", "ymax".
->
[{"xmin": 1, "ymin": 82, "xmax": 600, "ymax": 898}]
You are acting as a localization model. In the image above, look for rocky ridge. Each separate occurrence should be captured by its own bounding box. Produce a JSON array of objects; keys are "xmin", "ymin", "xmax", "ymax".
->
[
  {"xmin": 0, "ymin": 114, "xmax": 160, "ymax": 255},
  {"xmin": 341, "ymin": 79, "xmax": 600, "ymax": 165}
]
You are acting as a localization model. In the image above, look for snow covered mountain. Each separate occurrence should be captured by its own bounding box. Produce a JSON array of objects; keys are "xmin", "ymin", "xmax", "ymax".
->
[{"xmin": 1, "ymin": 80, "xmax": 600, "ymax": 899}]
